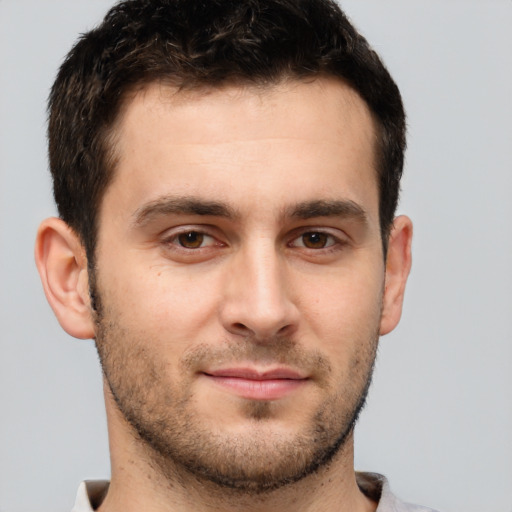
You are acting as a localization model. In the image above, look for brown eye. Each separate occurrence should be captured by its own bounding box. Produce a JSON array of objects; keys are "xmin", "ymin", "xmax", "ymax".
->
[
  {"xmin": 177, "ymin": 231, "xmax": 204, "ymax": 248},
  {"xmin": 301, "ymin": 232, "xmax": 330, "ymax": 249}
]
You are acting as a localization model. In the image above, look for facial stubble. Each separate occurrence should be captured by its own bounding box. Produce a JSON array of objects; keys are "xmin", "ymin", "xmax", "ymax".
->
[{"xmin": 92, "ymin": 280, "xmax": 379, "ymax": 495}]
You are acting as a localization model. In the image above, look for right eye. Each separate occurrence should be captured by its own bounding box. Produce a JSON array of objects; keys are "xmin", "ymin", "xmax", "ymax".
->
[
  {"xmin": 161, "ymin": 227, "xmax": 225, "ymax": 261},
  {"xmin": 176, "ymin": 231, "xmax": 211, "ymax": 249}
]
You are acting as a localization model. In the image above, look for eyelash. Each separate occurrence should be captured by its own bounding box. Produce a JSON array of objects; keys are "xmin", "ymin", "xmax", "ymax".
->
[
  {"xmin": 162, "ymin": 228, "xmax": 221, "ymax": 251},
  {"xmin": 288, "ymin": 231, "xmax": 339, "ymax": 250}
]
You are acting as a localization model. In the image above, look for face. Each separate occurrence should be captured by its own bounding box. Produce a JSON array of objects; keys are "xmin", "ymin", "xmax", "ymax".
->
[{"xmin": 93, "ymin": 78, "xmax": 386, "ymax": 491}]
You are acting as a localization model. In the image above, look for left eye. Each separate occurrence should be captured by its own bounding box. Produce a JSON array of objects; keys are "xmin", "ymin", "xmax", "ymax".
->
[
  {"xmin": 292, "ymin": 232, "xmax": 336, "ymax": 249},
  {"xmin": 175, "ymin": 231, "xmax": 214, "ymax": 249}
]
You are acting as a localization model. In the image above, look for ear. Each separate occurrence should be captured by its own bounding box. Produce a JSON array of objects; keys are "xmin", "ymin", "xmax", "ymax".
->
[
  {"xmin": 35, "ymin": 217, "xmax": 96, "ymax": 339},
  {"xmin": 379, "ymin": 215, "xmax": 413, "ymax": 336}
]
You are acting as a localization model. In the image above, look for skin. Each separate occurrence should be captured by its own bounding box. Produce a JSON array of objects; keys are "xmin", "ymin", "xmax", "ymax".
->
[{"xmin": 35, "ymin": 77, "xmax": 412, "ymax": 512}]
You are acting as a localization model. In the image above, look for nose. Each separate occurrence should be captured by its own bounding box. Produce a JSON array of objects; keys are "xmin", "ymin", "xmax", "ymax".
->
[{"xmin": 220, "ymin": 242, "xmax": 300, "ymax": 341}]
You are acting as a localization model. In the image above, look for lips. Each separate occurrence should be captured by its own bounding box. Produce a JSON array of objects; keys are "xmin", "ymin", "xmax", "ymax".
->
[{"xmin": 202, "ymin": 367, "xmax": 308, "ymax": 400}]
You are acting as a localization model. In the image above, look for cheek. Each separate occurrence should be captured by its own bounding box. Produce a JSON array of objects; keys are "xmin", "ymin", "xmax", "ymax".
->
[
  {"xmin": 297, "ymin": 262, "xmax": 384, "ymax": 349},
  {"xmin": 98, "ymin": 259, "xmax": 221, "ymax": 343}
]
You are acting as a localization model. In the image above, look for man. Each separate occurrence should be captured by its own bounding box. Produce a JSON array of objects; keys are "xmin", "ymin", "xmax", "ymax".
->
[{"xmin": 34, "ymin": 0, "xmax": 434, "ymax": 510}]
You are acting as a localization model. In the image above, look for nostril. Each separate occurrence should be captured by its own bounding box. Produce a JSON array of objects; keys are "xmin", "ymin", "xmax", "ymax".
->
[
  {"xmin": 277, "ymin": 324, "xmax": 294, "ymax": 337},
  {"xmin": 229, "ymin": 322, "xmax": 254, "ymax": 337}
]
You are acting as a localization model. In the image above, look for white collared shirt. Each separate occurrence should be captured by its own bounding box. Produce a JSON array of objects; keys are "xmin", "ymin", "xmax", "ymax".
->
[{"xmin": 72, "ymin": 473, "xmax": 439, "ymax": 512}]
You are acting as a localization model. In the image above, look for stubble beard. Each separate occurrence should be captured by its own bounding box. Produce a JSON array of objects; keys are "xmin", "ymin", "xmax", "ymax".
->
[{"xmin": 92, "ymin": 282, "xmax": 379, "ymax": 495}]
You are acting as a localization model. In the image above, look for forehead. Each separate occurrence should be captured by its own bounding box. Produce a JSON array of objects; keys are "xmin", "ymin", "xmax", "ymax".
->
[
  {"xmin": 103, "ymin": 77, "xmax": 379, "ymax": 224},
  {"xmin": 116, "ymin": 77, "xmax": 376, "ymax": 149}
]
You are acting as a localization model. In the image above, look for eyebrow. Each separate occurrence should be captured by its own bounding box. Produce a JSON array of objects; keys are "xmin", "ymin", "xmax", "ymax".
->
[
  {"xmin": 287, "ymin": 199, "xmax": 368, "ymax": 223},
  {"xmin": 132, "ymin": 195, "xmax": 368, "ymax": 228},
  {"xmin": 132, "ymin": 195, "xmax": 239, "ymax": 227}
]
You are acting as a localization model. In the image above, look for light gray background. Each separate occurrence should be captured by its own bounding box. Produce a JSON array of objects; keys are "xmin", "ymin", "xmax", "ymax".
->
[{"xmin": 1, "ymin": 1, "xmax": 511, "ymax": 511}]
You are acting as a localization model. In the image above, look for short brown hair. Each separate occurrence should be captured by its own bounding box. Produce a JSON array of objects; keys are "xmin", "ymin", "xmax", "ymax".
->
[{"xmin": 48, "ymin": 0, "xmax": 406, "ymax": 260}]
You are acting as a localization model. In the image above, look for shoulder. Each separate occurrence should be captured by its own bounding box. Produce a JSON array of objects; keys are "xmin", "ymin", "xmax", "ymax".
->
[
  {"xmin": 71, "ymin": 481, "xmax": 109, "ymax": 512},
  {"xmin": 356, "ymin": 472, "xmax": 441, "ymax": 512}
]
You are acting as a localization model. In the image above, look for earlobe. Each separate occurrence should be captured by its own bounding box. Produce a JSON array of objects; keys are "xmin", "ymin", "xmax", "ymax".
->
[
  {"xmin": 35, "ymin": 217, "xmax": 96, "ymax": 339},
  {"xmin": 379, "ymin": 215, "xmax": 413, "ymax": 336}
]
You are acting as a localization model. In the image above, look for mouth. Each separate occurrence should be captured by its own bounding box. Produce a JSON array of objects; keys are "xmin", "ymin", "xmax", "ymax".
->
[{"xmin": 202, "ymin": 367, "xmax": 309, "ymax": 401}]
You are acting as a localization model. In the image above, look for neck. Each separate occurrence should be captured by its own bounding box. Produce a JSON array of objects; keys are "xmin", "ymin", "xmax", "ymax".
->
[{"xmin": 99, "ymin": 384, "xmax": 376, "ymax": 512}]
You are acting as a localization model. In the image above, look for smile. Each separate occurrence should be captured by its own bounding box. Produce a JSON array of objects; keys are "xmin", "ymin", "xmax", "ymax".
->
[{"xmin": 202, "ymin": 368, "xmax": 309, "ymax": 401}]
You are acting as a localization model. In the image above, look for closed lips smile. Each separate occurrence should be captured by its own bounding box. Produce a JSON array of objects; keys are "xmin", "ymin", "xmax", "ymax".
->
[{"xmin": 202, "ymin": 368, "xmax": 308, "ymax": 400}]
